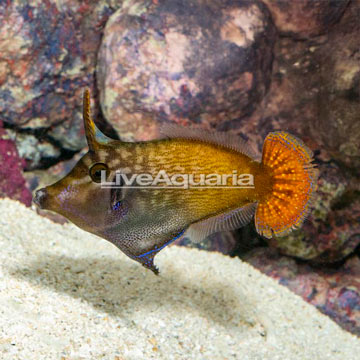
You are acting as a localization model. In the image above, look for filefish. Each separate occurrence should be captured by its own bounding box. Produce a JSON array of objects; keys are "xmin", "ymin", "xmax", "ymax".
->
[{"xmin": 33, "ymin": 90, "xmax": 318, "ymax": 274}]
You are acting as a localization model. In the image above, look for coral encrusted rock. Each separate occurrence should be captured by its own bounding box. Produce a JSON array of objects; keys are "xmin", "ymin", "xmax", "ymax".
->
[{"xmin": 97, "ymin": 0, "xmax": 276, "ymax": 140}]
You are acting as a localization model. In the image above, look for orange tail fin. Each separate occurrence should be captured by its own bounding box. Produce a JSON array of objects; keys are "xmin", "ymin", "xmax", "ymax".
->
[{"xmin": 255, "ymin": 132, "xmax": 318, "ymax": 238}]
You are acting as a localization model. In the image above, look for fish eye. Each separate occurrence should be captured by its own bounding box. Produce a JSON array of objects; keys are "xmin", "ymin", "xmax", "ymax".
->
[{"xmin": 89, "ymin": 163, "xmax": 109, "ymax": 183}]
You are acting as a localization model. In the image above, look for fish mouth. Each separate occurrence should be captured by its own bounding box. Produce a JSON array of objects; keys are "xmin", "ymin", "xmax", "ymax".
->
[{"xmin": 33, "ymin": 188, "xmax": 48, "ymax": 209}]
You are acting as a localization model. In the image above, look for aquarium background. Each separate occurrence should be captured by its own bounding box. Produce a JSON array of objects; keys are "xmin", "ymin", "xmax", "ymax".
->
[{"xmin": 0, "ymin": 0, "xmax": 359, "ymax": 335}]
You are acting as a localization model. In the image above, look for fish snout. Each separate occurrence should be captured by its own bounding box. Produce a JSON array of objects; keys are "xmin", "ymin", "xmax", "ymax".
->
[{"xmin": 33, "ymin": 188, "xmax": 48, "ymax": 209}]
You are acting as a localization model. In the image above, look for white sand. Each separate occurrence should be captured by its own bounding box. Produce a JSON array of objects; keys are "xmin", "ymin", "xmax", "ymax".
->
[{"xmin": 0, "ymin": 198, "xmax": 359, "ymax": 360}]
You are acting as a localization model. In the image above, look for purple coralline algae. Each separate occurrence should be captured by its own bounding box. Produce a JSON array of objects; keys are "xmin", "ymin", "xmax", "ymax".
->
[{"xmin": 0, "ymin": 121, "xmax": 32, "ymax": 206}]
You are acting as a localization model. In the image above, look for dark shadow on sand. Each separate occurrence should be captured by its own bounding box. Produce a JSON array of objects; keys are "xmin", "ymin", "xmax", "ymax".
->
[{"xmin": 8, "ymin": 252, "xmax": 250, "ymax": 329}]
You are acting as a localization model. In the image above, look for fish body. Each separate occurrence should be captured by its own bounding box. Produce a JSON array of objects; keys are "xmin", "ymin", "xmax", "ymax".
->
[{"xmin": 34, "ymin": 90, "xmax": 317, "ymax": 274}]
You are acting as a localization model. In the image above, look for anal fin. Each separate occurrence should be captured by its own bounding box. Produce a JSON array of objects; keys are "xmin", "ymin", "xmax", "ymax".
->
[{"xmin": 186, "ymin": 203, "xmax": 257, "ymax": 243}]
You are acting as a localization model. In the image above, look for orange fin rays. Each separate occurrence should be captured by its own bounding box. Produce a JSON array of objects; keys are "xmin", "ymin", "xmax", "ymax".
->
[{"xmin": 255, "ymin": 132, "xmax": 318, "ymax": 238}]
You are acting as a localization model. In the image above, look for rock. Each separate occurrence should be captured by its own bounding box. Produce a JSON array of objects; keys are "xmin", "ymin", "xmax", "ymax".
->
[
  {"xmin": 0, "ymin": 0, "xmax": 118, "ymax": 160},
  {"xmin": 0, "ymin": 122, "xmax": 32, "ymax": 206},
  {"xmin": 240, "ymin": 0, "xmax": 359, "ymax": 168},
  {"xmin": 310, "ymin": 2, "xmax": 360, "ymax": 168},
  {"xmin": 262, "ymin": 0, "xmax": 350, "ymax": 39},
  {"xmin": 232, "ymin": 35, "xmax": 321, "ymax": 155},
  {"xmin": 6, "ymin": 130, "xmax": 61, "ymax": 170},
  {"xmin": 1, "ymin": 198, "xmax": 360, "ymax": 359},
  {"xmin": 97, "ymin": 0, "xmax": 276, "ymax": 140},
  {"xmin": 244, "ymin": 247, "xmax": 360, "ymax": 336}
]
